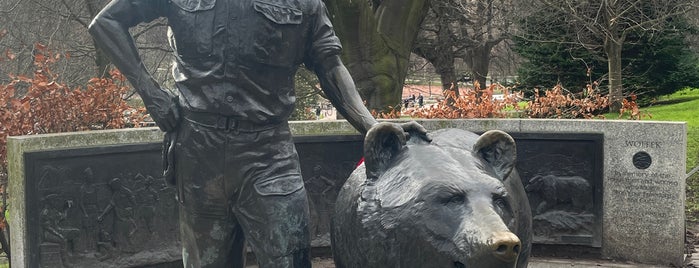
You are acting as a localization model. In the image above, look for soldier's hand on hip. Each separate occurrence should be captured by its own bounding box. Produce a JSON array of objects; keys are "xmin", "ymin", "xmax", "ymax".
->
[{"xmin": 144, "ymin": 89, "xmax": 181, "ymax": 133}]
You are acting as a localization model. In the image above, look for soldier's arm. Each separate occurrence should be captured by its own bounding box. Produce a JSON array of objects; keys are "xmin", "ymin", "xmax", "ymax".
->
[
  {"xmin": 316, "ymin": 57, "xmax": 430, "ymax": 141},
  {"xmin": 88, "ymin": 0, "xmax": 179, "ymax": 132},
  {"xmin": 305, "ymin": 0, "xmax": 377, "ymax": 135},
  {"xmin": 315, "ymin": 55, "xmax": 378, "ymax": 135}
]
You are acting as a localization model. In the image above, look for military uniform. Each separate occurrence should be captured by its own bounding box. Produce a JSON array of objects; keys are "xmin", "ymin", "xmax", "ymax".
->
[{"xmin": 96, "ymin": 0, "xmax": 340, "ymax": 120}]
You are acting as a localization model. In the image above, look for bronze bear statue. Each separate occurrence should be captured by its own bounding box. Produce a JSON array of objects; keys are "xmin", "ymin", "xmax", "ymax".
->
[{"xmin": 332, "ymin": 123, "xmax": 532, "ymax": 268}]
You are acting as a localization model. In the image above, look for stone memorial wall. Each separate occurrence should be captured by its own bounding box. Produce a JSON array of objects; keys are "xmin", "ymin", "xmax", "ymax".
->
[{"xmin": 8, "ymin": 119, "xmax": 686, "ymax": 267}]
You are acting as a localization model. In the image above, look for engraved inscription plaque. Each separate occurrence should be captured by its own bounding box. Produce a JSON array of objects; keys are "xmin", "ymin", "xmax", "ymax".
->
[{"xmin": 602, "ymin": 135, "xmax": 685, "ymax": 266}]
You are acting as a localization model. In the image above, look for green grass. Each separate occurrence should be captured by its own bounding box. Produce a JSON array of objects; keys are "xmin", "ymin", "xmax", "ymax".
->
[{"xmin": 643, "ymin": 89, "xmax": 699, "ymax": 168}]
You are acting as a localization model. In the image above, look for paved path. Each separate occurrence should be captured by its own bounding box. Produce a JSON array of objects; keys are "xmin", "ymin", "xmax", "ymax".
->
[
  {"xmin": 242, "ymin": 243, "xmax": 698, "ymax": 267},
  {"xmin": 245, "ymin": 256, "xmax": 675, "ymax": 267}
]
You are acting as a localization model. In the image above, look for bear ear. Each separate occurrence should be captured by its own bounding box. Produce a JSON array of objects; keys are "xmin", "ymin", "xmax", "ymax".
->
[
  {"xmin": 473, "ymin": 130, "xmax": 516, "ymax": 180},
  {"xmin": 364, "ymin": 122, "xmax": 406, "ymax": 181}
]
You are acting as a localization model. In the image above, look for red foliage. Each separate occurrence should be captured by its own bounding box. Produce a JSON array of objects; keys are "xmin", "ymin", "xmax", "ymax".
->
[
  {"xmin": 373, "ymin": 82, "xmax": 646, "ymax": 121},
  {"xmin": 0, "ymin": 44, "xmax": 147, "ymax": 169},
  {"xmin": 408, "ymin": 82, "xmax": 521, "ymax": 119},
  {"xmin": 524, "ymin": 83, "xmax": 648, "ymax": 120},
  {"xmin": 371, "ymin": 106, "xmax": 402, "ymax": 119},
  {"xmin": 618, "ymin": 93, "xmax": 652, "ymax": 120},
  {"xmin": 525, "ymin": 84, "xmax": 608, "ymax": 119}
]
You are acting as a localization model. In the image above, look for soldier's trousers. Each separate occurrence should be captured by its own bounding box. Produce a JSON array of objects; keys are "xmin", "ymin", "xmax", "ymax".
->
[{"xmin": 173, "ymin": 116, "xmax": 311, "ymax": 267}]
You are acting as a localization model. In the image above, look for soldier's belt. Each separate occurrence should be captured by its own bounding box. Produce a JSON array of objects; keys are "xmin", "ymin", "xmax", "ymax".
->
[{"xmin": 182, "ymin": 109, "xmax": 280, "ymax": 132}]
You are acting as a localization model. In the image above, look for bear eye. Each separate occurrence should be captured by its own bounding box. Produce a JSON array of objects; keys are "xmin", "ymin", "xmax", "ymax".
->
[
  {"xmin": 492, "ymin": 195, "xmax": 511, "ymax": 216},
  {"xmin": 493, "ymin": 197, "xmax": 506, "ymax": 208}
]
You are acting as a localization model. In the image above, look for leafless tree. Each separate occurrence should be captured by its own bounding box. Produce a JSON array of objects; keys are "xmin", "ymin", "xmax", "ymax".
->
[
  {"xmin": 0, "ymin": 0, "xmax": 171, "ymax": 88},
  {"xmin": 535, "ymin": 0, "xmax": 697, "ymax": 111},
  {"xmin": 413, "ymin": 0, "xmax": 521, "ymax": 94}
]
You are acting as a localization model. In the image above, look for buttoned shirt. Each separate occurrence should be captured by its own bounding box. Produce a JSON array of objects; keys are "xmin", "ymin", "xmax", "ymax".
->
[{"xmin": 101, "ymin": 0, "xmax": 342, "ymax": 123}]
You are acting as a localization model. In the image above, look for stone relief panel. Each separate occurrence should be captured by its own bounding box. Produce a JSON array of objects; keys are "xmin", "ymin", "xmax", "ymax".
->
[
  {"xmin": 27, "ymin": 144, "xmax": 179, "ymax": 268},
  {"xmin": 514, "ymin": 134, "xmax": 603, "ymax": 247},
  {"xmin": 295, "ymin": 135, "xmax": 364, "ymax": 247}
]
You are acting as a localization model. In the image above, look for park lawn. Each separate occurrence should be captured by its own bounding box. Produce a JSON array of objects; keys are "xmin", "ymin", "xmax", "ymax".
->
[{"xmin": 642, "ymin": 88, "xmax": 699, "ymax": 169}]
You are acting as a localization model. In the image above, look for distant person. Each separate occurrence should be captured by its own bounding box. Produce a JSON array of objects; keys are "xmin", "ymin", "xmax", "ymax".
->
[
  {"xmin": 315, "ymin": 106, "xmax": 322, "ymax": 120},
  {"xmin": 417, "ymin": 94, "xmax": 424, "ymax": 107}
]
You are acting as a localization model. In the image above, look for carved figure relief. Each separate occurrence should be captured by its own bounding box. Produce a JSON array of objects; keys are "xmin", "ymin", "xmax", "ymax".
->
[
  {"xmin": 33, "ymin": 158, "xmax": 176, "ymax": 267},
  {"xmin": 97, "ymin": 177, "xmax": 139, "ymax": 253},
  {"xmin": 40, "ymin": 194, "xmax": 80, "ymax": 267},
  {"xmin": 96, "ymin": 221, "xmax": 116, "ymax": 260},
  {"xmin": 295, "ymin": 138, "xmax": 364, "ymax": 247},
  {"xmin": 526, "ymin": 175, "xmax": 593, "ymax": 214},
  {"xmin": 135, "ymin": 174, "xmax": 160, "ymax": 234},
  {"xmin": 77, "ymin": 167, "xmax": 101, "ymax": 253},
  {"xmin": 304, "ymin": 164, "xmax": 337, "ymax": 243}
]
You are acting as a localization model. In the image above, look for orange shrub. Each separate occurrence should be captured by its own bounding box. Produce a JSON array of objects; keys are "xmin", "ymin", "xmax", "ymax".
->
[
  {"xmin": 0, "ymin": 44, "xmax": 147, "ymax": 169},
  {"xmin": 371, "ymin": 106, "xmax": 402, "ymax": 119},
  {"xmin": 525, "ymin": 84, "xmax": 608, "ymax": 119},
  {"xmin": 408, "ymin": 82, "xmax": 521, "ymax": 119},
  {"xmin": 618, "ymin": 93, "xmax": 651, "ymax": 120}
]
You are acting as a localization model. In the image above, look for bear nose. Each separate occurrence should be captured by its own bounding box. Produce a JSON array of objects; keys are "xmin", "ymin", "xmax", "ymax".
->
[{"xmin": 488, "ymin": 231, "xmax": 521, "ymax": 263}]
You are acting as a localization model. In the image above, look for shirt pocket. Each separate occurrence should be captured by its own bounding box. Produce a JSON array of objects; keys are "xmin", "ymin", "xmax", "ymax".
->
[
  {"xmin": 250, "ymin": 0, "xmax": 305, "ymax": 67},
  {"xmin": 168, "ymin": 0, "xmax": 216, "ymax": 58}
]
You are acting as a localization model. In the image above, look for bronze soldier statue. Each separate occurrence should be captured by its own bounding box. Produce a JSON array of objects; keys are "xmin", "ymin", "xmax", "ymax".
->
[{"xmin": 88, "ymin": 0, "xmax": 427, "ymax": 267}]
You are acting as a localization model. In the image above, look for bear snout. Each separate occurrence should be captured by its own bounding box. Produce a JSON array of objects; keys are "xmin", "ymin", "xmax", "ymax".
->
[{"xmin": 488, "ymin": 231, "xmax": 521, "ymax": 263}]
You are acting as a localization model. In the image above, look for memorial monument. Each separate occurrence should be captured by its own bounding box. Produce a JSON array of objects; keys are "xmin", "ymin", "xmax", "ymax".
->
[{"xmin": 8, "ymin": 119, "xmax": 687, "ymax": 267}]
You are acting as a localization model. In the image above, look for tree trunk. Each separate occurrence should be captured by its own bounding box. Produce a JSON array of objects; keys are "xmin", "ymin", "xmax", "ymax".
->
[
  {"xmin": 467, "ymin": 45, "xmax": 492, "ymax": 89},
  {"xmin": 605, "ymin": 40, "xmax": 623, "ymax": 112},
  {"xmin": 325, "ymin": 0, "xmax": 429, "ymax": 112},
  {"xmin": 435, "ymin": 58, "xmax": 458, "ymax": 96}
]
